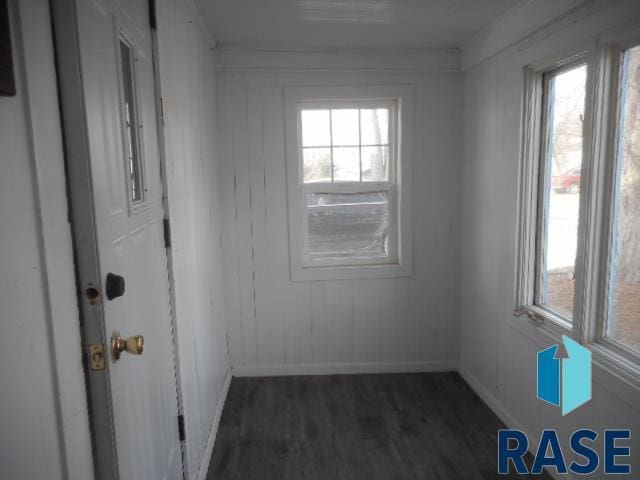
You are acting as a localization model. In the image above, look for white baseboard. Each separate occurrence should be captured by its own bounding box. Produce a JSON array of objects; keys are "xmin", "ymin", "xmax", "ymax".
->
[
  {"xmin": 457, "ymin": 364, "xmax": 518, "ymax": 429},
  {"xmin": 195, "ymin": 369, "xmax": 232, "ymax": 480},
  {"xmin": 458, "ymin": 365, "xmax": 568, "ymax": 480},
  {"xmin": 232, "ymin": 360, "xmax": 457, "ymax": 377}
]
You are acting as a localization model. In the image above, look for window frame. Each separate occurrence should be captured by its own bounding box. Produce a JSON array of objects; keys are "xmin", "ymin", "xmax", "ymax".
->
[
  {"xmin": 299, "ymin": 100, "xmax": 398, "ymax": 268},
  {"xmin": 517, "ymin": 29, "xmax": 640, "ymax": 387},
  {"xmin": 284, "ymin": 85, "xmax": 413, "ymax": 281},
  {"xmin": 534, "ymin": 59, "xmax": 589, "ymax": 328},
  {"xmin": 516, "ymin": 51, "xmax": 591, "ymax": 338},
  {"xmin": 591, "ymin": 35, "xmax": 640, "ymax": 372}
]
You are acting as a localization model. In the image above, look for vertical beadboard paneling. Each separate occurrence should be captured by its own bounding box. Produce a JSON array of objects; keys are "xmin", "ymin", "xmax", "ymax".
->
[
  {"xmin": 353, "ymin": 280, "xmax": 378, "ymax": 363},
  {"xmin": 154, "ymin": 1, "xmax": 231, "ymax": 478},
  {"xmin": 324, "ymin": 281, "xmax": 356, "ymax": 363},
  {"xmin": 287, "ymin": 282, "xmax": 314, "ymax": 364},
  {"xmin": 218, "ymin": 73, "xmax": 243, "ymax": 367},
  {"xmin": 218, "ymin": 67, "xmax": 462, "ymax": 374},
  {"xmin": 262, "ymin": 71, "xmax": 292, "ymax": 364},
  {"xmin": 247, "ymin": 73, "xmax": 287, "ymax": 366},
  {"xmin": 230, "ymin": 73, "xmax": 258, "ymax": 367},
  {"xmin": 307, "ymin": 281, "xmax": 328, "ymax": 363}
]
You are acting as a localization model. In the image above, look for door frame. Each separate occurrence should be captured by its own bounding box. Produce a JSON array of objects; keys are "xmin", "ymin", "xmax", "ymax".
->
[
  {"xmin": 6, "ymin": 0, "xmax": 95, "ymax": 478},
  {"xmin": 50, "ymin": 1, "xmax": 184, "ymax": 478},
  {"xmin": 148, "ymin": 19, "xmax": 190, "ymax": 480}
]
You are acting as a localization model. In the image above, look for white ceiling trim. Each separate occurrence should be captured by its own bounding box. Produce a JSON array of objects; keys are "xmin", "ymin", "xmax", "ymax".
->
[
  {"xmin": 460, "ymin": 0, "xmax": 602, "ymax": 70},
  {"xmin": 215, "ymin": 47, "xmax": 460, "ymax": 73}
]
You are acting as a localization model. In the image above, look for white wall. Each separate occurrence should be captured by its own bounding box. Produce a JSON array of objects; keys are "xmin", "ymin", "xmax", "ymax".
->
[
  {"xmin": 217, "ymin": 51, "xmax": 462, "ymax": 376},
  {"xmin": 460, "ymin": 1, "xmax": 640, "ymax": 477},
  {"xmin": 0, "ymin": 1, "xmax": 93, "ymax": 479},
  {"xmin": 155, "ymin": 1, "xmax": 230, "ymax": 478}
]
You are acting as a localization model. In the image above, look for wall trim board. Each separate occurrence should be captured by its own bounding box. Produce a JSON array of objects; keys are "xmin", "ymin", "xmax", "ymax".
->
[
  {"xmin": 458, "ymin": 365, "xmax": 566, "ymax": 480},
  {"xmin": 461, "ymin": 0, "xmax": 608, "ymax": 70},
  {"xmin": 232, "ymin": 361, "xmax": 458, "ymax": 377},
  {"xmin": 216, "ymin": 47, "xmax": 460, "ymax": 73},
  {"xmin": 14, "ymin": 1, "xmax": 94, "ymax": 478},
  {"xmin": 195, "ymin": 369, "xmax": 232, "ymax": 480}
]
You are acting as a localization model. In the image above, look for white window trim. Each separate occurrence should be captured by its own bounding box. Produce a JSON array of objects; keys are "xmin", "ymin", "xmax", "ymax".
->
[
  {"xmin": 515, "ymin": 50, "xmax": 591, "ymax": 338},
  {"xmin": 284, "ymin": 85, "xmax": 413, "ymax": 281},
  {"xmin": 516, "ymin": 27, "xmax": 640, "ymax": 389}
]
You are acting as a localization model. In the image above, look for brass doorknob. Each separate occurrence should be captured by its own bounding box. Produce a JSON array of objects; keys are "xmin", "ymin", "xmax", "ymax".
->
[{"xmin": 111, "ymin": 331, "xmax": 144, "ymax": 360}]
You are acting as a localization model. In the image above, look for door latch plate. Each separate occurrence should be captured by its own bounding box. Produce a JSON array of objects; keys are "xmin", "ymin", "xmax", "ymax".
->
[{"xmin": 89, "ymin": 343, "xmax": 106, "ymax": 371}]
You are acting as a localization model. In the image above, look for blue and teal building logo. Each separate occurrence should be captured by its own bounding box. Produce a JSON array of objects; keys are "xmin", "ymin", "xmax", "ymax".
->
[
  {"xmin": 498, "ymin": 337, "xmax": 631, "ymax": 475},
  {"xmin": 537, "ymin": 335, "xmax": 591, "ymax": 415}
]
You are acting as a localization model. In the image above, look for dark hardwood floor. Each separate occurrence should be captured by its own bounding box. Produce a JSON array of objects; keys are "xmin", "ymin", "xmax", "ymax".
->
[{"xmin": 207, "ymin": 372, "xmax": 551, "ymax": 479}]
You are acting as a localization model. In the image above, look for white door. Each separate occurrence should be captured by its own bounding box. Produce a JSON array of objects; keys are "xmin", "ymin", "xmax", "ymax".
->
[{"xmin": 70, "ymin": 0, "xmax": 182, "ymax": 478}]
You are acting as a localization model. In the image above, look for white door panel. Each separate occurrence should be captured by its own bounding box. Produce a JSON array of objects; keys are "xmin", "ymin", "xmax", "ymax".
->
[{"xmin": 73, "ymin": 0, "xmax": 182, "ymax": 478}]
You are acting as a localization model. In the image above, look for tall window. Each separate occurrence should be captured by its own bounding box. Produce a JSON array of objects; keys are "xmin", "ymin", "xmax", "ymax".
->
[
  {"xmin": 537, "ymin": 64, "xmax": 587, "ymax": 322},
  {"xmin": 285, "ymin": 86, "xmax": 412, "ymax": 281},
  {"xmin": 605, "ymin": 44, "xmax": 640, "ymax": 355},
  {"xmin": 518, "ymin": 35, "xmax": 640, "ymax": 382}
]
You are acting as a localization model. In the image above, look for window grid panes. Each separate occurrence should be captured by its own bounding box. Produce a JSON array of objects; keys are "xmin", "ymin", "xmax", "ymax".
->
[
  {"xmin": 536, "ymin": 63, "xmax": 587, "ymax": 322},
  {"xmin": 301, "ymin": 107, "xmax": 390, "ymax": 184},
  {"xmin": 299, "ymin": 104, "xmax": 396, "ymax": 264}
]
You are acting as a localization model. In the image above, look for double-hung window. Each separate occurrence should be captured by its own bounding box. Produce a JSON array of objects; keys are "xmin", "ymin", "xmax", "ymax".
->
[
  {"xmin": 285, "ymin": 86, "xmax": 412, "ymax": 281},
  {"xmin": 518, "ymin": 29, "xmax": 640, "ymax": 383}
]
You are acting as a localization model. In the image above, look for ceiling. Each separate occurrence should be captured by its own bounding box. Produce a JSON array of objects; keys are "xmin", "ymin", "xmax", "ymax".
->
[{"xmin": 196, "ymin": 0, "xmax": 521, "ymax": 50}]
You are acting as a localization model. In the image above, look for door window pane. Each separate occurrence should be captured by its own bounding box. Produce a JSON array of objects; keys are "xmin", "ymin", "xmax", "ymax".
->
[
  {"xmin": 607, "ymin": 45, "xmax": 640, "ymax": 353},
  {"xmin": 119, "ymin": 40, "xmax": 144, "ymax": 203},
  {"xmin": 307, "ymin": 191, "xmax": 389, "ymax": 260},
  {"xmin": 539, "ymin": 64, "xmax": 587, "ymax": 319}
]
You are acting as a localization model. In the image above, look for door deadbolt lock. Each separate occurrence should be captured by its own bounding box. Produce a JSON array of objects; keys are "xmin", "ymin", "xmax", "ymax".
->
[
  {"xmin": 105, "ymin": 273, "xmax": 125, "ymax": 300},
  {"xmin": 111, "ymin": 331, "xmax": 144, "ymax": 360}
]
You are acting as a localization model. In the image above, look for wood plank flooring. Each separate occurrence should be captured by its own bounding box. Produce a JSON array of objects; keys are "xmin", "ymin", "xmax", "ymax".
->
[{"xmin": 207, "ymin": 372, "xmax": 551, "ymax": 479}]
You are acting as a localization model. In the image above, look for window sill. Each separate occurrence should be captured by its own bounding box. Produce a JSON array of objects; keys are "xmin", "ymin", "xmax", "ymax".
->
[{"xmin": 290, "ymin": 262, "xmax": 411, "ymax": 282}]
